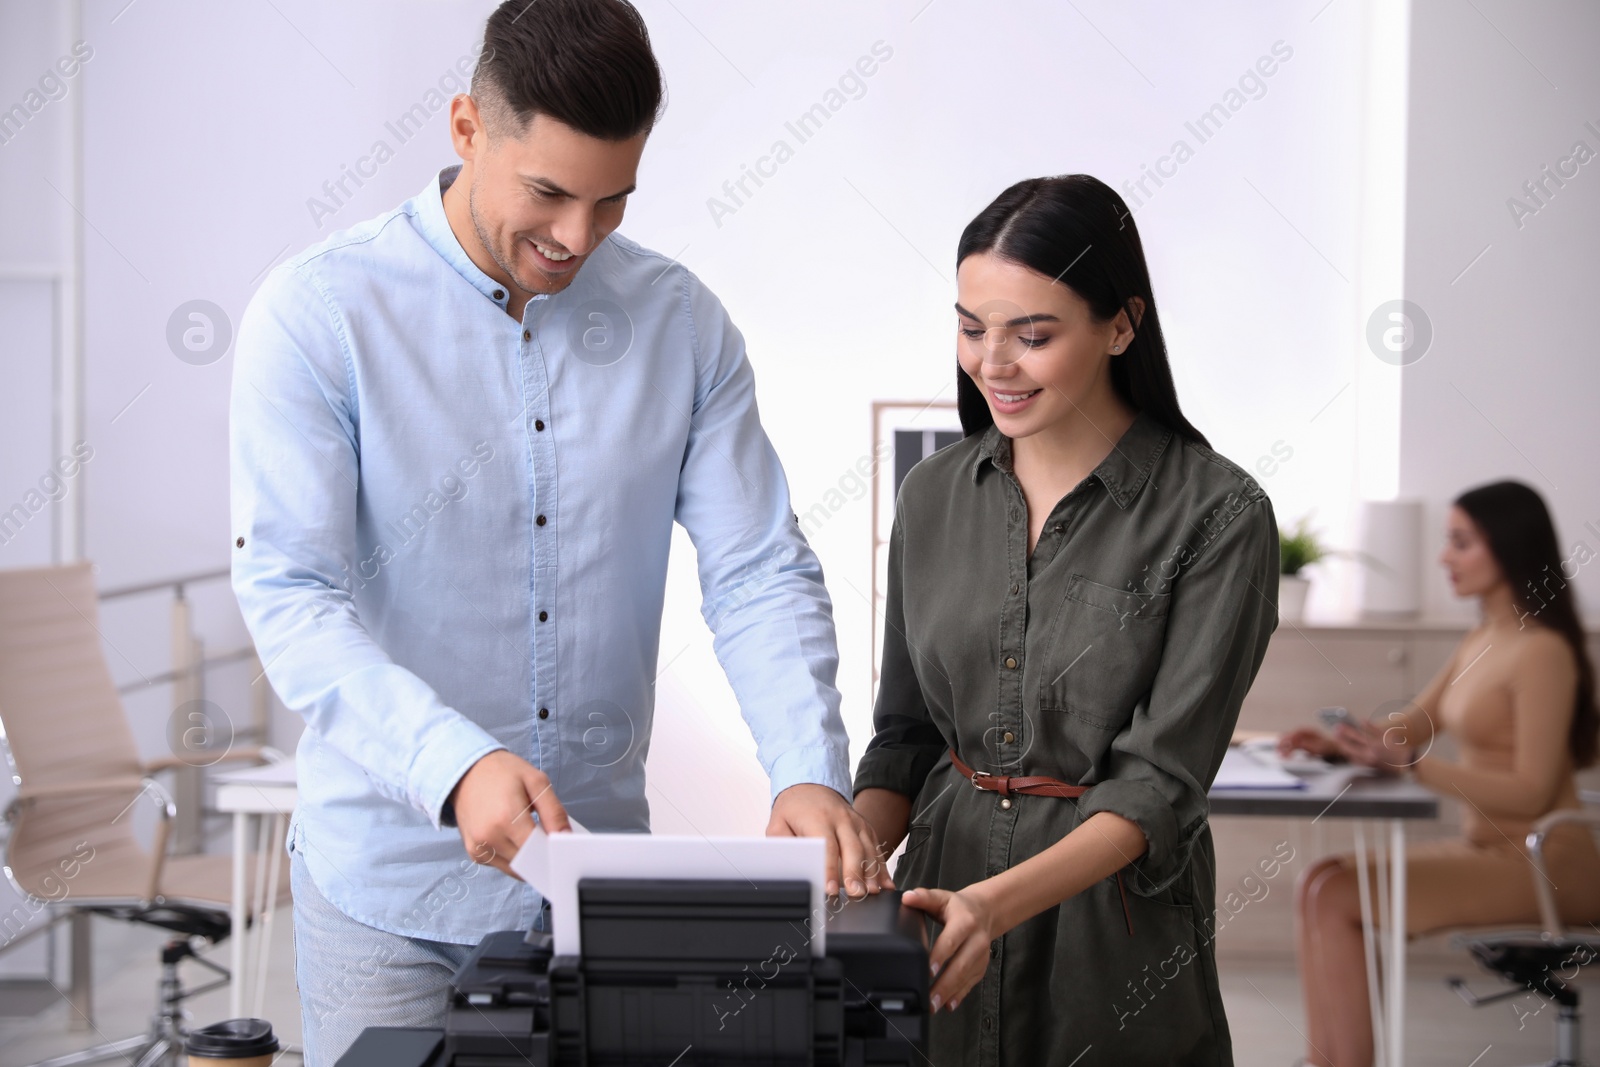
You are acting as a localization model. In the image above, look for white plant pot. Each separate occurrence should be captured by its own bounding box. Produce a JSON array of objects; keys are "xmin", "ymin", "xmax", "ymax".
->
[{"xmin": 1279, "ymin": 574, "xmax": 1310, "ymax": 622}]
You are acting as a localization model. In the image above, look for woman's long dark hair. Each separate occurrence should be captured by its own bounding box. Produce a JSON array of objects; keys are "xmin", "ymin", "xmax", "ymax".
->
[
  {"xmin": 1454, "ymin": 480, "xmax": 1599, "ymax": 767},
  {"xmin": 955, "ymin": 175, "xmax": 1208, "ymax": 448}
]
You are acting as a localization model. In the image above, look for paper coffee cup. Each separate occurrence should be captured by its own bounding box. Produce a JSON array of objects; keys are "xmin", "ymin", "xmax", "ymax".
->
[{"xmin": 186, "ymin": 1018, "xmax": 280, "ymax": 1067}]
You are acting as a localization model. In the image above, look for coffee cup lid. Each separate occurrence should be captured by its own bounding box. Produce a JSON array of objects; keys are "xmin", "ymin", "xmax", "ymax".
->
[{"xmin": 186, "ymin": 1018, "xmax": 280, "ymax": 1058}]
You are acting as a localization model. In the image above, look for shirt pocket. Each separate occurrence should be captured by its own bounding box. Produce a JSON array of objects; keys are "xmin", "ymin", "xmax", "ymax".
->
[{"xmin": 1036, "ymin": 574, "xmax": 1172, "ymax": 731}]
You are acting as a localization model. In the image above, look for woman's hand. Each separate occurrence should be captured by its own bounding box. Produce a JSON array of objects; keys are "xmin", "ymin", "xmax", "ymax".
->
[
  {"xmin": 900, "ymin": 884, "xmax": 1007, "ymax": 1013},
  {"xmin": 1276, "ymin": 727, "xmax": 1341, "ymax": 760},
  {"xmin": 1332, "ymin": 720, "xmax": 1415, "ymax": 774}
]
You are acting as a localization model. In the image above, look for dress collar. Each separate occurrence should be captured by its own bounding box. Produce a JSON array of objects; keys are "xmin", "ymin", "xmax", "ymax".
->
[{"xmin": 969, "ymin": 408, "xmax": 1173, "ymax": 510}]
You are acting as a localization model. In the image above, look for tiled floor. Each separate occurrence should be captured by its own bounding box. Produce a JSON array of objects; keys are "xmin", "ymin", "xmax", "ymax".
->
[{"xmin": 0, "ymin": 918, "xmax": 1592, "ymax": 1066}]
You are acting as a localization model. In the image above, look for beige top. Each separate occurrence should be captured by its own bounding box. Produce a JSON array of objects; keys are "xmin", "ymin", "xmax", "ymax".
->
[{"xmin": 1403, "ymin": 620, "xmax": 1589, "ymax": 847}]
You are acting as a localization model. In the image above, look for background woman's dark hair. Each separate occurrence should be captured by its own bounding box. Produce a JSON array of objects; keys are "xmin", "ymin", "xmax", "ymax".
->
[
  {"xmin": 1454, "ymin": 480, "xmax": 1599, "ymax": 767},
  {"xmin": 955, "ymin": 175, "xmax": 1208, "ymax": 448},
  {"xmin": 473, "ymin": 0, "xmax": 664, "ymax": 142}
]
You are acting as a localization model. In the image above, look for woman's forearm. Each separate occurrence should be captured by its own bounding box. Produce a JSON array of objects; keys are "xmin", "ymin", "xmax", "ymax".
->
[
  {"xmin": 1412, "ymin": 755, "xmax": 1560, "ymax": 818},
  {"xmin": 853, "ymin": 787, "xmax": 912, "ymax": 860},
  {"xmin": 967, "ymin": 810, "xmax": 1148, "ymax": 936}
]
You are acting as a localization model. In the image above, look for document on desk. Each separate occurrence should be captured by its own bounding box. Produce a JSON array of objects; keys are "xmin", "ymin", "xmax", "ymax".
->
[
  {"xmin": 1212, "ymin": 745, "xmax": 1307, "ymax": 789},
  {"xmin": 509, "ymin": 820, "xmax": 828, "ymax": 956}
]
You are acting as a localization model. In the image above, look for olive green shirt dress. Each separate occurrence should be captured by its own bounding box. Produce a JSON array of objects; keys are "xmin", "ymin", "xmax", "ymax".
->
[{"xmin": 853, "ymin": 411, "xmax": 1280, "ymax": 1066}]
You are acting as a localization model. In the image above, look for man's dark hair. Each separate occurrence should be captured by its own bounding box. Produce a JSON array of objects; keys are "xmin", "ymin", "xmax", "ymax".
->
[{"xmin": 472, "ymin": 0, "xmax": 664, "ymax": 142}]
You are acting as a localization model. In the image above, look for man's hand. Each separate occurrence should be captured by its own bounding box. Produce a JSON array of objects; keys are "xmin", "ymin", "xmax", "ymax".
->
[
  {"xmin": 767, "ymin": 783, "xmax": 895, "ymax": 899},
  {"xmin": 449, "ymin": 750, "xmax": 570, "ymax": 878}
]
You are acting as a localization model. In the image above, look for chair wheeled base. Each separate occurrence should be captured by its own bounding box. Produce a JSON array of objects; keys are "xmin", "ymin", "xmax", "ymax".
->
[{"xmin": 27, "ymin": 907, "xmax": 230, "ymax": 1067}]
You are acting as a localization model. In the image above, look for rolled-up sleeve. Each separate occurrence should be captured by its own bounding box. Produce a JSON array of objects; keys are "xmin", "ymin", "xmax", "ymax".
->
[
  {"xmin": 852, "ymin": 500, "xmax": 946, "ymax": 800},
  {"xmin": 230, "ymin": 264, "xmax": 504, "ymax": 829},
  {"xmin": 1076, "ymin": 488, "xmax": 1280, "ymax": 894}
]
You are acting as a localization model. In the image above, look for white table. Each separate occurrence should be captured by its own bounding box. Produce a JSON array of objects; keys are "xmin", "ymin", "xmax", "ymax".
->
[
  {"xmin": 1210, "ymin": 753, "xmax": 1438, "ymax": 1067},
  {"xmin": 214, "ymin": 759, "xmax": 298, "ymax": 1019}
]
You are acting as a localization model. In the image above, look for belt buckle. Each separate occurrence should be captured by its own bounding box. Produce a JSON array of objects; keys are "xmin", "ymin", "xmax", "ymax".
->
[{"xmin": 969, "ymin": 770, "xmax": 992, "ymax": 790}]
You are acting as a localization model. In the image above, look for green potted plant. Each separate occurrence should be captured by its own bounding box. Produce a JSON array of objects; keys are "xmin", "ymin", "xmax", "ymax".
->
[{"xmin": 1278, "ymin": 516, "xmax": 1325, "ymax": 622}]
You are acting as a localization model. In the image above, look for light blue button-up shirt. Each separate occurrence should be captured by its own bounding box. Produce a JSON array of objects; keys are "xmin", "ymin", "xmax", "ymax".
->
[{"xmin": 230, "ymin": 163, "xmax": 852, "ymax": 943}]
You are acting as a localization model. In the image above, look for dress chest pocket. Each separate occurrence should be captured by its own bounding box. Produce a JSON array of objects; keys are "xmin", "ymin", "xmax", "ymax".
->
[{"xmin": 1036, "ymin": 574, "xmax": 1172, "ymax": 730}]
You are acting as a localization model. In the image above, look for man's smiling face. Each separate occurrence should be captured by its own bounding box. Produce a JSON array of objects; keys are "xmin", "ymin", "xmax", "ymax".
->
[{"xmin": 448, "ymin": 99, "xmax": 647, "ymax": 299}]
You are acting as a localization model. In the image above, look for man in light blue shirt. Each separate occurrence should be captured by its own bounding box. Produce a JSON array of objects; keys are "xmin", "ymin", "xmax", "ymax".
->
[{"xmin": 230, "ymin": 1, "xmax": 888, "ymax": 1059}]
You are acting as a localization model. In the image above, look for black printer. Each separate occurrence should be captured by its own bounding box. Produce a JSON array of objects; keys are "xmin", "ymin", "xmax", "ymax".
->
[{"xmin": 335, "ymin": 877, "xmax": 928, "ymax": 1066}]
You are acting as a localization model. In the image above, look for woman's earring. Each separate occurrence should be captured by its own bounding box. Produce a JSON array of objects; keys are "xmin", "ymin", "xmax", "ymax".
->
[{"xmin": 1112, "ymin": 344, "xmax": 1122, "ymax": 353}]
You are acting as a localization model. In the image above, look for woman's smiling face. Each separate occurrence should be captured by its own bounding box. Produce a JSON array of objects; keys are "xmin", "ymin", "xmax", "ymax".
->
[{"xmin": 954, "ymin": 252, "xmax": 1137, "ymax": 439}]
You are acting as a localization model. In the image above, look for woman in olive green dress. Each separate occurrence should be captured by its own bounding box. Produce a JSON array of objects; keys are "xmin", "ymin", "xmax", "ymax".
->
[{"xmin": 853, "ymin": 175, "xmax": 1280, "ymax": 1066}]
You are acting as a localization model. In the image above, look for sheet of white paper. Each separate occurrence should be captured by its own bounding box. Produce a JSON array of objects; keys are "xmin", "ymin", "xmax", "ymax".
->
[
  {"xmin": 1212, "ymin": 745, "xmax": 1307, "ymax": 790},
  {"xmin": 509, "ymin": 830, "xmax": 826, "ymax": 956},
  {"xmin": 508, "ymin": 813, "xmax": 587, "ymax": 894}
]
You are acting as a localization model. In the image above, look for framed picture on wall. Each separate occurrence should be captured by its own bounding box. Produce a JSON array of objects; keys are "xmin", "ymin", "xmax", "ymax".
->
[{"xmin": 868, "ymin": 399, "xmax": 962, "ymax": 698}]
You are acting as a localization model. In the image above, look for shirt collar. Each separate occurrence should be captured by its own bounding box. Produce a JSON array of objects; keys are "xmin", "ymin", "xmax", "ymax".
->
[
  {"xmin": 414, "ymin": 163, "xmax": 541, "ymax": 315},
  {"xmin": 968, "ymin": 408, "xmax": 1173, "ymax": 510}
]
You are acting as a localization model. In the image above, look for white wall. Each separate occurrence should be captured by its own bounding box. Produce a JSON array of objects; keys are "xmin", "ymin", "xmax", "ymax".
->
[
  {"xmin": 0, "ymin": 0, "xmax": 1426, "ymax": 851},
  {"xmin": 1399, "ymin": 0, "xmax": 1600, "ymax": 622}
]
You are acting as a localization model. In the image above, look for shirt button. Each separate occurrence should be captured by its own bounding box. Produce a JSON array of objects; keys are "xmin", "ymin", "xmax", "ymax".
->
[
  {"xmin": 538, "ymin": 610, "xmax": 548, "ymax": 622},
  {"xmin": 493, "ymin": 288, "xmax": 505, "ymax": 300},
  {"xmin": 1002, "ymin": 731, "xmax": 1014, "ymax": 744},
  {"xmin": 523, "ymin": 329, "xmax": 531, "ymax": 341},
  {"xmin": 536, "ymin": 514, "xmax": 547, "ymax": 526},
  {"xmin": 538, "ymin": 707, "xmax": 549, "ymax": 720},
  {"xmin": 1000, "ymin": 797, "xmax": 1012, "ymax": 809},
  {"xmin": 1010, "ymin": 582, "xmax": 1020, "ymax": 595},
  {"xmin": 982, "ymin": 1015, "xmax": 994, "ymax": 1031},
  {"xmin": 534, "ymin": 419, "xmax": 545, "ymax": 431},
  {"xmin": 1004, "ymin": 656, "xmax": 1018, "ymax": 669},
  {"xmin": 235, "ymin": 536, "xmax": 245, "ymax": 548},
  {"xmin": 1052, "ymin": 523, "xmax": 1063, "ymax": 533}
]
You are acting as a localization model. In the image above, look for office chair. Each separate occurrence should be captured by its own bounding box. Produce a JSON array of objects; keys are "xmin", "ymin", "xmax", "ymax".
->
[
  {"xmin": 1448, "ymin": 800, "xmax": 1600, "ymax": 1067},
  {"xmin": 0, "ymin": 562, "xmax": 290, "ymax": 1067}
]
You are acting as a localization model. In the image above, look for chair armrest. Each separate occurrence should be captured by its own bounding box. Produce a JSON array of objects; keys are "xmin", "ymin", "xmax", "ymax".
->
[
  {"xmin": 1527, "ymin": 808, "xmax": 1600, "ymax": 939},
  {"xmin": 15, "ymin": 776, "xmax": 152, "ymax": 801},
  {"xmin": 9, "ymin": 776, "xmax": 176, "ymax": 903}
]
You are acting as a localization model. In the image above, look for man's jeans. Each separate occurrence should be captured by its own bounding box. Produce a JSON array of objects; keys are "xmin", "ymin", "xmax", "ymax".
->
[{"xmin": 288, "ymin": 835, "xmax": 545, "ymax": 1066}]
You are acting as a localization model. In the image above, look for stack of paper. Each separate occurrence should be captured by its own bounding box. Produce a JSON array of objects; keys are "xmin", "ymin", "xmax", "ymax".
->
[{"xmin": 1212, "ymin": 746, "xmax": 1307, "ymax": 790}]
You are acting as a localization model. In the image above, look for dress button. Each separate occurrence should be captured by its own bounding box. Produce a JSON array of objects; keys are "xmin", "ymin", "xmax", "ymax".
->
[
  {"xmin": 538, "ymin": 707, "xmax": 549, "ymax": 720},
  {"xmin": 1003, "ymin": 731, "xmax": 1014, "ymax": 743},
  {"xmin": 493, "ymin": 288, "xmax": 505, "ymax": 300},
  {"xmin": 235, "ymin": 536, "xmax": 245, "ymax": 548},
  {"xmin": 1000, "ymin": 798, "xmax": 1012, "ymax": 809},
  {"xmin": 523, "ymin": 329, "xmax": 531, "ymax": 341},
  {"xmin": 536, "ymin": 514, "xmax": 547, "ymax": 526},
  {"xmin": 1053, "ymin": 524, "xmax": 1063, "ymax": 533},
  {"xmin": 534, "ymin": 419, "xmax": 545, "ymax": 431},
  {"xmin": 1010, "ymin": 582, "xmax": 1020, "ymax": 595},
  {"xmin": 1004, "ymin": 656, "xmax": 1018, "ymax": 669},
  {"xmin": 538, "ymin": 610, "xmax": 548, "ymax": 622}
]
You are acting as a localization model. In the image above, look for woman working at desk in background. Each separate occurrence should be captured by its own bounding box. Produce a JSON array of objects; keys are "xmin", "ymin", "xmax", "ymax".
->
[{"xmin": 1280, "ymin": 480, "xmax": 1600, "ymax": 1067}]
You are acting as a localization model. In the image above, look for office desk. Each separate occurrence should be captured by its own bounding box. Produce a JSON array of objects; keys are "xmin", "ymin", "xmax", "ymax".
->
[
  {"xmin": 214, "ymin": 759, "xmax": 298, "ymax": 1019},
  {"xmin": 1211, "ymin": 762, "xmax": 1439, "ymax": 1067}
]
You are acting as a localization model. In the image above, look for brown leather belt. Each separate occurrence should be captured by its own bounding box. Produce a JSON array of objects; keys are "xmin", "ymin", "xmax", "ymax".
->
[{"xmin": 948, "ymin": 747, "xmax": 1134, "ymax": 937}]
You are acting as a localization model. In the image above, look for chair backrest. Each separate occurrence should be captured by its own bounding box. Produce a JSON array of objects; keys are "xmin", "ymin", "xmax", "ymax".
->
[{"xmin": 0, "ymin": 562, "xmax": 152, "ymax": 901}]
